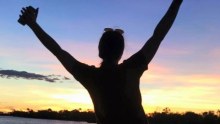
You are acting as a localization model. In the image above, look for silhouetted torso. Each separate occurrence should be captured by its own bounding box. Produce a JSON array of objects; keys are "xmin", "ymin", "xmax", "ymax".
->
[{"xmin": 72, "ymin": 51, "xmax": 148, "ymax": 124}]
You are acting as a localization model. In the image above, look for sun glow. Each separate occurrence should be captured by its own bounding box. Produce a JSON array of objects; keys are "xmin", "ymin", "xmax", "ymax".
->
[{"xmin": 51, "ymin": 92, "xmax": 92, "ymax": 104}]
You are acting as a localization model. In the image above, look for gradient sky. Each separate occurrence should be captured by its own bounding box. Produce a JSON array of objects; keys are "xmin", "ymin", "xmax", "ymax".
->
[{"xmin": 0, "ymin": 0, "xmax": 219, "ymax": 113}]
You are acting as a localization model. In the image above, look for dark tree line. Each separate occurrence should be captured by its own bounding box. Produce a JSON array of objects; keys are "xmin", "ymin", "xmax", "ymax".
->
[
  {"xmin": 148, "ymin": 110, "xmax": 220, "ymax": 124},
  {"xmin": 9, "ymin": 108, "xmax": 96, "ymax": 123},
  {"xmin": 0, "ymin": 108, "xmax": 220, "ymax": 124}
]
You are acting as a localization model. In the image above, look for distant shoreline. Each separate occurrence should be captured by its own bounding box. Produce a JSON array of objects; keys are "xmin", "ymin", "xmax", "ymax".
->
[
  {"xmin": 1, "ymin": 108, "xmax": 220, "ymax": 124},
  {"xmin": 0, "ymin": 115, "xmax": 86, "ymax": 122},
  {"xmin": 0, "ymin": 109, "xmax": 96, "ymax": 123}
]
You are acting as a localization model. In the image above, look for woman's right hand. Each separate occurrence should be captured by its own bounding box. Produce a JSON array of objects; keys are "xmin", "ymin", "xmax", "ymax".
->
[{"xmin": 18, "ymin": 6, "xmax": 39, "ymax": 26}]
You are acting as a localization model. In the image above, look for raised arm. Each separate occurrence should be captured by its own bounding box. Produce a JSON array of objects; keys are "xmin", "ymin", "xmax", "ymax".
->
[
  {"xmin": 18, "ymin": 6, "xmax": 79, "ymax": 75},
  {"xmin": 141, "ymin": 0, "xmax": 183, "ymax": 64}
]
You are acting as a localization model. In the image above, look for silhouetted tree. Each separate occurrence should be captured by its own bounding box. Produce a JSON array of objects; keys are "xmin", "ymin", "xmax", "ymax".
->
[
  {"xmin": 162, "ymin": 107, "xmax": 171, "ymax": 114},
  {"xmin": 202, "ymin": 111, "xmax": 218, "ymax": 124},
  {"xmin": 183, "ymin": 111, "xmax": 203, "ymax": 124}
]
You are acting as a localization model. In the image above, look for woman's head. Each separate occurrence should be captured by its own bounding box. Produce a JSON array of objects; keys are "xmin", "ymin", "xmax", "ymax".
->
[{"xmin": 98, "ymin": 28, "xmax": 124, "ymax": 63}]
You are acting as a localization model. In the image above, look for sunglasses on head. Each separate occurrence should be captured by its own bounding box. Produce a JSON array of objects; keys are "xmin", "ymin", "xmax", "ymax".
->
[{"xmin": 104, "ymin": 28, "xmax": 124, "ymax": 34}]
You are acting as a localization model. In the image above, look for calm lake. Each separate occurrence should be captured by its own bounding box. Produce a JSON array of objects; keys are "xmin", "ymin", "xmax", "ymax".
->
[{"xmin": 0, "ymin": 116, "xmax": 95, "ymax": 124}]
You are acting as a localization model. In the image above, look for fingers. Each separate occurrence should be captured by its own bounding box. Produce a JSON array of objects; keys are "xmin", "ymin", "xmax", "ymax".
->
[
  {"xmin": 27, "ymin": 6, "xmax": 36, "ymax": 13},
  {"xmin": 35, "ymin": 8, "xmax": 39, "ymax": 16},
  {"xmin": 21, "ymin": 7, "xmax": 26, "ymax": 15},
  {"xmin": 20, "ymin": 6, "xmax": 37, "ymax": 16}
]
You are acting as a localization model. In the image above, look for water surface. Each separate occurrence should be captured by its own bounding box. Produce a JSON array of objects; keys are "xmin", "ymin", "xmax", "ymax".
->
[{"xmin": 0, "ymin": 116, "xmax": 94, "ymax": 124}]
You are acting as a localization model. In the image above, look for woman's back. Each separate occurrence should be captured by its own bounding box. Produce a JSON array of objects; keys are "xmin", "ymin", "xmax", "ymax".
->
[{"xmin": 74, "ymin": 51, "xmax": 148, "ymax": 124}]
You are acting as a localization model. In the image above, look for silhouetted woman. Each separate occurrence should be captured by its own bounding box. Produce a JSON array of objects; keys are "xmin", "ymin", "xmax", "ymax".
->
[{"xmin": 19, "ymin": 0, "xmax": 183, "ymax": 123}]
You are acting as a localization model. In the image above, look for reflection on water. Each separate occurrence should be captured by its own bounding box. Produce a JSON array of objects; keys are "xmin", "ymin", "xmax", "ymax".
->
[{"xmin": 0, "ymin": 116, "xmax": 94, "ymax": 124}]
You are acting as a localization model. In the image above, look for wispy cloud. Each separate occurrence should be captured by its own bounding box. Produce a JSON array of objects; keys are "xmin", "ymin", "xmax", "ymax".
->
[{"xmin": 0, "ymin": 69, "xmax": 70, "ymax": 83}]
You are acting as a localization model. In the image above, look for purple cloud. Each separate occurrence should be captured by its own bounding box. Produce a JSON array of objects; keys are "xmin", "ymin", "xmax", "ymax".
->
[{"xmin": 0, "ymin": 69, "xmax": 70, "ymax": 83}]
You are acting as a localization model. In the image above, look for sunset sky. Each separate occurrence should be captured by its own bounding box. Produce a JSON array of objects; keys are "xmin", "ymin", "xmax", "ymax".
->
[{"xmin": 0, "ymin": 0, "xmax": 219, "ymax": 113}]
